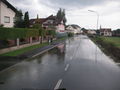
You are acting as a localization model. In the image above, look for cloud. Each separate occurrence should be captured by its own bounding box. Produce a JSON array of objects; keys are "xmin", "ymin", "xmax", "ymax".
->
[
  {"xmin": 39, "ymin": 0, "xmax": 114, "ymax": 9},
  {"xmin": 7, "ymin": 0, "xmax": 120, "ymax": 29}
]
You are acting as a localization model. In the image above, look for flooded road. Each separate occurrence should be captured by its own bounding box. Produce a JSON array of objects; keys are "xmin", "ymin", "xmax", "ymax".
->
[{"xmin": 0, "ymin": 35, "xmax": 120, "ymax": 90}]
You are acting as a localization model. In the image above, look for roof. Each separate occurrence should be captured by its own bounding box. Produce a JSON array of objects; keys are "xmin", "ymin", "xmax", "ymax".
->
[
  {"xmin": 0, "ymin": 0, "xmax": 17, "ymax": 12},
  {"xmin": 66, "ymin": 24, "xmax": 81, "ymax": 29},
  {"xmin": 100, "ymin": 28, "xmax": 111, "ymax": 32},
  {"xmin": 29, "ymin": 18, "xmax": 46, "ymax": 25},
  {"xmin": 30, "ymin": 15, "xmax": 62, "ymax": 25}
]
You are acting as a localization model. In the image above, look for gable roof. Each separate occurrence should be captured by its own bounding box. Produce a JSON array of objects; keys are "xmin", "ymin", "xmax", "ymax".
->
[
  {"xmin": 30, "ymin": 15, "xmax": 63, "ymax": 25},
  {"xmin": 0, "ymin": 0, "xmax": 17, "ymax": 12},
  {"xmin": 100, "ymin": 28, "xmax": 111, "ymax": 32},
  {"xmin": 66, "ymin": 24, "xmax": 81, "ymax": 29}
]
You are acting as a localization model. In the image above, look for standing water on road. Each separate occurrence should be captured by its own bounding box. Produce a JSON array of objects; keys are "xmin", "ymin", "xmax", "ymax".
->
[{"xmin": 0, "ymin": 35, "xmax": 120, "ymax": 90}]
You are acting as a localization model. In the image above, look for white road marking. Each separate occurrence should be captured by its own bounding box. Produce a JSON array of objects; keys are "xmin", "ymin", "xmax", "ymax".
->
[
  {"xmin": 54, "ymin": 79, "xmax": 62, "ymax": 90},
  {"xmin": 65, "ymin": 64, "xmax": 70, "ymax": 71}
]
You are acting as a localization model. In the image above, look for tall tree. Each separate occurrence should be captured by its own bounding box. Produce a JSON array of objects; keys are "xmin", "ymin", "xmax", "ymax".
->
[
  {"xmin": 63, "ymin": 9, "xmax": 67, "ymax": 25},
  {"xmin": 56, "ymin": 8, "xmax": 67, "ymax": 25},
  {"xmin": 14, "ymin": 10, "xmax": 24, "ymax": 28},
  {"xmin": 24, "ymin": 11, "xmax": 30, "ymax": 28}
]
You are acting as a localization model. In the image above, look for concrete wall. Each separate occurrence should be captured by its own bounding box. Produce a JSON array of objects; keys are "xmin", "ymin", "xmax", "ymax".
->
[{"xmin": 0, "ymin": 1, "xmax": 15, "ymax": 27}]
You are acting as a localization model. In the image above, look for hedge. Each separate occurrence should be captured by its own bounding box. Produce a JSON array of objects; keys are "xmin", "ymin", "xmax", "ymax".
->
[{"xmin": 0, "ymin": 28, "xmax": 39, "ymax": 40}]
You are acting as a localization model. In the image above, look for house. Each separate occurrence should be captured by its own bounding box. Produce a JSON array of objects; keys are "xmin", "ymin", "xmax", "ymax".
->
[
  {"xmin": 66, "ymin": 24, "xmax": 82, "ymax": 34},
  {"xmin": 87, "ymin": 29, "xmax": 97, "ymax": 35},
  {"xmin": 100, "ymin": 28, "xmax": 112, "ymax": 36},
  {"xmin": 29, "ymin": 15, "xmax": 65, "ymax": 33},
  {"xmin": 0, "ymin": 0, "xmax": 17, "ymax": 27}
]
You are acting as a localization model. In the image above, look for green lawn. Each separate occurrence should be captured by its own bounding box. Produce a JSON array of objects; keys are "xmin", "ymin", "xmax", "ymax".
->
[
  {"xmin": 1, "ymin": 42, "xmax": 48, "ymax": 56},
  {"xmin": 90, "ymin": 36, "xmax": 120, "ymax": 62},
  {"xmin": 100, "ymin": 37, "xmax": 120, "ymax": 48}
]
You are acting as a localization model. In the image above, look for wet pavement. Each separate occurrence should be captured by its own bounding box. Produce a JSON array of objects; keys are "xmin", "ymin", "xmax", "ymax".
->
[{"xmin": 0, "ymin": 35, "xmax": 120, "ymax": 90}]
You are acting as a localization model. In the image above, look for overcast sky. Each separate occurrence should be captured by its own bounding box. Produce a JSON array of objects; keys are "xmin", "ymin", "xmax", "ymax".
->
[{"xmin": 8, "ymin": 0, "xmax": 120, "ymax": 30}]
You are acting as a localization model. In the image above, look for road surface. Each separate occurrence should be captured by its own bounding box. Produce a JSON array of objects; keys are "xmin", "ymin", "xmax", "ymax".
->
[{"xmin": 0, "ymin": 35, "xmax": 120, "ymax": 90}]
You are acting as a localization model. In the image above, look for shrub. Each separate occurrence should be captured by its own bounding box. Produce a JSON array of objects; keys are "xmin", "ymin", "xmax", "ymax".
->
[{"xmin": 0, "ymin": 27, "xmax": 39, "ymax": 40}]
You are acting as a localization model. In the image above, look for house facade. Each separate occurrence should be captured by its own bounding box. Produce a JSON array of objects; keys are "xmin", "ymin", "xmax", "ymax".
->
[
  {"xmin": 66, "ymin": 24, "xmax": 82, "ymax": 34},
  {"xmin": 87, "ymin": 30, "xmax": 97, "ymax": 35},
  {"xmin": 0, "ymin": 0, "xmax": 17, "ymax": 27},
  {"xmin": 100, "ymin": 28, "xmax": 112, "ymax": 36},
  {"xmin": 30, "ymin": 15, "xmax": 65, "ymax": 33}
]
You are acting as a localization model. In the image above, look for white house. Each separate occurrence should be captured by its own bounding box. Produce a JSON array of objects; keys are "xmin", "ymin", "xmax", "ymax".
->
[
  {"xmin": 87, "ymin": 29, "xmax": 97, "ymax": 35},
  {"xmin": 66, "ymin": 24, "xmax": 82, "ymax": 34},
  {"xmin": 0, "ymin": 0, "xmax": 17, "ymax": 27},
  {"xmin": 100, "ymin": 28, "xmax": 112, "ymax": 36}
]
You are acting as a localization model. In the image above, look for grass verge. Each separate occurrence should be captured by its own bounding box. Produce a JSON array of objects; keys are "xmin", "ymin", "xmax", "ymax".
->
[
  {"xmin": 90, "ymin": 36, "xmax": 120, "ymax": 63},
  {"xmin": 0, "ymin": 36, "xmax": 68, "ymax": 57},
  {"xmin": 1, "ymin": 42, "xmax": 48, "ymax": 56}
]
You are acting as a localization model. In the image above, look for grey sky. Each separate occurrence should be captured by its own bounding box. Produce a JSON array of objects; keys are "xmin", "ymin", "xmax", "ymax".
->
[{"xmin": 8, "ymin": 0, "xmax": 120, "ymax": 30}]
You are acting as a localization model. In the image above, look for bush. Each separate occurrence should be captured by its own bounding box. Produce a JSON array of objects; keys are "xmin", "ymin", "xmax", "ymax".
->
[{"xmin": 0, "ymin": 27, "xmax": 39, "ymax": 40}]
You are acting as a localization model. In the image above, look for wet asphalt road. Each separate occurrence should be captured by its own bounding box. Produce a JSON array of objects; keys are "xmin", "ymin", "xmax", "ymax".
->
[{"xmin": 0, "ymin": 35, "xmax": 120, "ymax": 90}]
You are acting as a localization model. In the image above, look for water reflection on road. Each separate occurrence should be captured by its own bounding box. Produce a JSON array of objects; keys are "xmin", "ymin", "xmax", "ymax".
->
[{"xmin": 0, "ymin": 35, "xmax": 120, "ymax": 90}]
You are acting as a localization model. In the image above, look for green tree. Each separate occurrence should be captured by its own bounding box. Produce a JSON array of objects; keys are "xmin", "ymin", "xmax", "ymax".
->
[
  {"xmin": 24, "ymin": 11, "xmax": 30, "ymax": 28},
  {"xmin": 32, "ymin": 15, "xmax": 46, "ymax": 43},
  {"xmin": 14, "ymin": 10, "xmax": 24, "ymax": 28},
  {"xmin": 33, "ymin": 24, "xmax": 46, "ymax": 43},
  {"xmin": 62, "ymin": 9, "xmax": 67, "ymax": 25},
  {"xmin": 56, "ymin": 8, "xmax": 67, "ymax": 25}
]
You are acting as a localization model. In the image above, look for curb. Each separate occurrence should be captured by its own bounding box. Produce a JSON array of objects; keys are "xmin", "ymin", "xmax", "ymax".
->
[{"xmin": 0, "ymin": 43, "xmax": 63, "ymax": 74}]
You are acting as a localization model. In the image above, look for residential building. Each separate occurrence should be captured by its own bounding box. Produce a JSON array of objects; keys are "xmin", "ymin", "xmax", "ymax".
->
[
  {"xmin": 87, "ymin": 29, "xmax": 97, "ymax": 35},
  {"xmin": 0, "ymin": 0, "xmax": 17, "ymax": 27},
  {"xmin": 100, "ymin": 28, "xmax": 112, "ymax": 36},
  {"xmin": 66, "ymin": 24, "xmax": 82, "ymax": 34},
  {"xmin": 30, "ymin": 15, "xmax": 65, "ymax": 33}
]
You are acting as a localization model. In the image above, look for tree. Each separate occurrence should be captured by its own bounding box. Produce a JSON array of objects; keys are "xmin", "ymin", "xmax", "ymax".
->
[
  {"xmin": 14, "ymin": 10, "xmax": 24, "ymax": 28},
  {"xmin": 32, "ymin": 15, "xmax": 46, "ymax": 43},
  {"xmin": 62, "ymin": 9, "xmax": 67, "ymax": 25},
  {"xmin": 56, "ymin": 8, "xmax": 62, "ymax": 21},
  {"xmin": 39, "ymin": 25, "xmax": 46, "ymax": 43},
  {"xmin": 24, "ymin": 11, "xmax": 30, "ymax": 28},
  {"xmin": 56, "ymin": 8, "xmax": 67, "ymax": 25}
]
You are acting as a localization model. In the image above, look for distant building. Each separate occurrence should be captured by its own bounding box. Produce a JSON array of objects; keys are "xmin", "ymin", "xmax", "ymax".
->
[
  {"xmin": 0, "ymin": 0, "xmax": 17, "ymax": 27},
  {"xmin": 29, "ymin": 15, "xmax": 65, "ymax": 33},
  {"xmin": 66, "ymin": 24, "xmax": 82, "ymax": 34},
  {"xmin": 100, "ymin": 28, "xmax": 112, "ymax": 36},
  {"xmin": 87, "ymin": 29, "xmax": 97, "ymax": 35}
]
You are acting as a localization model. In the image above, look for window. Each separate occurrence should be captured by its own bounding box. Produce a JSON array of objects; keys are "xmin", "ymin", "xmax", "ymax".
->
[{"xmin": 4, "ymin": 16, "xmax": 10, "ymax": 23}]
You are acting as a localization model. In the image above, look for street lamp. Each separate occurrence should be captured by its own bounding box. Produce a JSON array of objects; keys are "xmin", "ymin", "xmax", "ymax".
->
[
  {"xmin": 88, "ymin": 10, "xmax": 99, "ymax": 62},
  {"xmin": 88, "ymin": 10, "xmax": 99, "ymax": 30}
]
